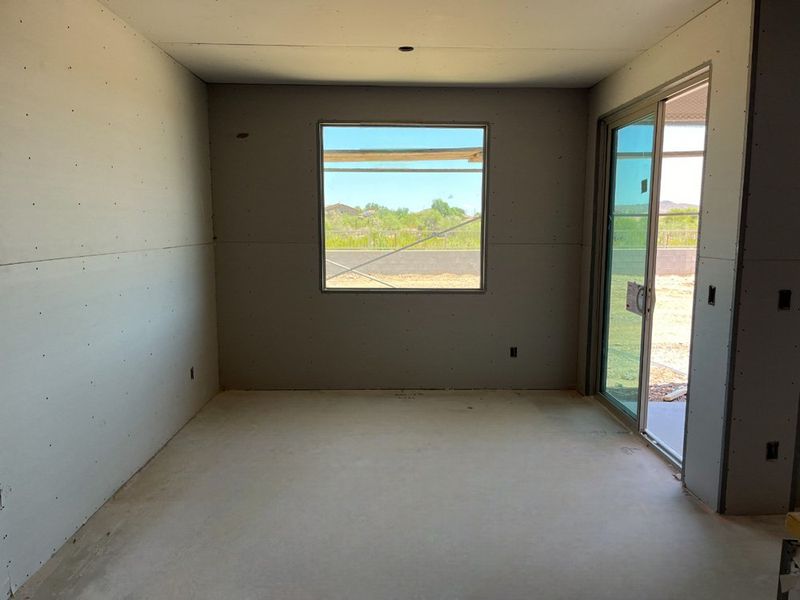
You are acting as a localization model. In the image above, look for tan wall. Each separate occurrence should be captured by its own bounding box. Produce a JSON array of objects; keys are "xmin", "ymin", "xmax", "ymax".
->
[
  {"xmin": 209, "ymin": 85, "xmax": 588, "ymax": 390},
  {"xmin": 0, "ymin": 1, "xmax": 218, "ymax": 594}
]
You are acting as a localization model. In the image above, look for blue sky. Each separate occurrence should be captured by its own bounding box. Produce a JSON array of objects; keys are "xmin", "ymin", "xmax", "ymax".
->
[
  {"xmin": 614, "ymin": 121, "xmax": 655, "ymax": 207},
  {"xmin": 322, "ymin": 126, "xmax": 485, "ymax": 214},
  {"xmin": 614, "ymin": 120, "xmax": 706, "ymax": 208}
]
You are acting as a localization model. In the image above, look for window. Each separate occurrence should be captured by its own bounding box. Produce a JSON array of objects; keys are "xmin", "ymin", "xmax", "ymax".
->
[{"xmin": 319, "ymin": 123, "xmax": 487, "ymax": 291}]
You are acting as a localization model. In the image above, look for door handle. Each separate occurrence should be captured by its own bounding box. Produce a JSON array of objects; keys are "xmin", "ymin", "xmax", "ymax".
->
[{"xmin": 626, "ymin": 281, "xmax": 646, "ymax": 316}]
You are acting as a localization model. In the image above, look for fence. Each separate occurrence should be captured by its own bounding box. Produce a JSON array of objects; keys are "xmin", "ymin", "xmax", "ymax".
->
[
  {"xmin": 612, "ymin": 229, "xmax": 698, "ymax": 248},
  {"xmin": 326, "ymin": 250, "xmax": 481, "ymax": 276},
  {"xmin": 612, "ymin": 248, "xmax": 697, "ymax": 276},
  {"xmin": 325, "ymin": 226, "xmax": 481, "ymax": 250}
]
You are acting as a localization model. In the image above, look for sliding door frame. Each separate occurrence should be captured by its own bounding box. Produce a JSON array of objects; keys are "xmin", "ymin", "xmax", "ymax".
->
[
  {"xmin": 597, "ymin": 105, "xmax": 660, "ymax": 423},
  {"xmin": 589, "ymin": 67, "xmax": 712, "ymax": 464},
  {"xmin": 637, "ymin": 99, "xmax": 666, "ymax": 435}
]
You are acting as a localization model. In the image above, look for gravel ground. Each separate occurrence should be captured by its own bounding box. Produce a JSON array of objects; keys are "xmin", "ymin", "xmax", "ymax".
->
[
  {"xmin": 649, "ymin": 274, "xmax": 694, "ymax": 400},
  {"xmin": 326, "ymin": 272, "xmax": 481, "ymax": 289}
]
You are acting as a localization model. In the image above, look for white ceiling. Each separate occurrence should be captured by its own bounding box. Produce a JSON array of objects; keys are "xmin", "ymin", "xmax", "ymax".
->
[{"xmin": 100, "ymin": 0, "xmax": 721, "ymax": 87}]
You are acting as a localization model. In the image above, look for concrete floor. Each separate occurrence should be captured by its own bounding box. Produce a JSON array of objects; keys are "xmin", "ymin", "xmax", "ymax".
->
[{"xmin": 18, "ymin": 390, "xmax": 784, "ymax": 600}]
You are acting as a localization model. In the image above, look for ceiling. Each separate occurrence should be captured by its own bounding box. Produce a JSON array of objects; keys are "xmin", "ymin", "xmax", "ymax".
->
[{"xmin": 100, "ymin": 0, "xmax": 721, "ymax": 87}]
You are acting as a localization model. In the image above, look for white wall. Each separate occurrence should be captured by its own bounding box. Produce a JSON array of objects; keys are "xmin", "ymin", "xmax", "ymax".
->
[
  {"xmin": 0, "ymin": 1, "xmax": 218, "ymax": 595},
  {"xmin": 209, "ymin": 85, "xmax": 588, "ymax": 390},
  {"xmin": 578, "ymin": 0, "xmax": 754, "ymax": 509}
]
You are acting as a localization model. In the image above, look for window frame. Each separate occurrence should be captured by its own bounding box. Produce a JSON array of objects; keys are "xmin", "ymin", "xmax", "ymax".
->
[{"xmin": 317, "ymin": 121, "xmax": 490, "ymax": 294}]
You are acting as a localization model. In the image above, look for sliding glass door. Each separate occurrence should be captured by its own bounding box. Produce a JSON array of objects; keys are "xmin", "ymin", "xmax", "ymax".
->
[
  {"xmin": 600, "ymin": 112, "xmax": 657, "ymax": 419},
  {"xmin": 597, "ymin": 75, "xmax": 710, "ymax": 464}
]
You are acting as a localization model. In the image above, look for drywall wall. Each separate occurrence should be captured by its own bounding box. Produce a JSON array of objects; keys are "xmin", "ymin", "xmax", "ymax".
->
[
  {"xmin": 723, "ymin": 0, "xmax": 800, "ymax": 514},
  {"xmin": 578, "ymin": 0, "xmax": 754, "ymax": 510},
  {"xmin": 209, "ymin": 85, "xmax": 587, "ymax": 389},
  {"xmin": 0, "ymin": 0, "xmax": 218, "ymax": 595}
]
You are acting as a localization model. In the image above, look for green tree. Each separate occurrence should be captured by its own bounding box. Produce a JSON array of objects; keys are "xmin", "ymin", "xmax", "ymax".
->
[{"xmin": 431, "ymin": 198, "xmax": 451, "ymax": 216}]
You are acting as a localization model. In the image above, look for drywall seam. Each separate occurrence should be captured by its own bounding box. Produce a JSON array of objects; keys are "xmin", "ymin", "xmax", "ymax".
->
[{"xmin": 0, "ymin": 241, "xmax": 213, "ymax": 268}]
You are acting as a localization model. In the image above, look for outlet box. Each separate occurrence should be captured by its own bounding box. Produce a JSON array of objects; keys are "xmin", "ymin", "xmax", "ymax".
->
[
  {"xmin": 779, "ymin": 289, "xmax": 792, "ymax": 310},
  {"xmin": 766, "ymin": 441, "xmax": 779, "ymax": 461}
]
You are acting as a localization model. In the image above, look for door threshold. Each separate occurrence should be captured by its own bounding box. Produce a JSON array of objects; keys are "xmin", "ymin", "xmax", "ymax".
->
[
  {"xmin": 594, "ymin": 393, "xmax": 682, "ymax": 473},
  {"xmin": 642, "ymin": 430, "xmax": 682, "ymax": 469}
]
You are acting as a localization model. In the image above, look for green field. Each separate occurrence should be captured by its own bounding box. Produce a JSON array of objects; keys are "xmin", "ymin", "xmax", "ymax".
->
[
  {"xmin": 603, "ymin": 273, "xmax": 645, "ymax": 409},
  {"xmin": 325, "ymin": 200, "xmax": 481, "ymax": 250},
  {"xmin": 325, "ymin": 201, "xmax": 699, "ymax": 252},
  {"xmin": 613, "ymin": 209, "xmax": 699, "ymax": 249}
]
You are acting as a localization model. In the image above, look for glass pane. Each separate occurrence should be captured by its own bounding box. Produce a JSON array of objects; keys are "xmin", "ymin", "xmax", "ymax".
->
[
  {"xmin": 601, "ymin": 113, "xmax": 656, "ymax": 418},
  {"xmin": 646, "ymin": 82, "xmax": 709, "ymax": 459},
  {"xmin": 320, "ymin": 125, "xmax": 486, "ymax": 290}
]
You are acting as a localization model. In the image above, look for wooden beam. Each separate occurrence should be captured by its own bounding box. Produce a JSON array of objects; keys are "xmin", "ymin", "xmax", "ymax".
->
[
  {"xmin": 323, "ymin": 147, "xmax": 484, "ymax": 163},
  {"xmin": 324, "ymin": 168, "xmax": 483, "ymax": 173}
]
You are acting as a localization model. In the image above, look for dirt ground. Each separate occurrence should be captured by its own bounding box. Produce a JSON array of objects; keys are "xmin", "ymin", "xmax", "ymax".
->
[
  {"xmin": 326, "ymin": 272, "xmax": 481, "ymax": 289},
  {"xmin": 649, "ymin": 274, "xmax": 694, "ymax": 400}
]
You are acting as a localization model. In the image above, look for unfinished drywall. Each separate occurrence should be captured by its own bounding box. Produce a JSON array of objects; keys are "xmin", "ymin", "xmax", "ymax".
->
[
  {"xmin": 578, "ymin": 0, "xmax": 754, "ymax": 510},
  {"xmin": 209, "ymin": 85, "xmax": 587, "ymax": 389},
  {"xmin": 0, "ymin": 0, "xmax": 218, "ymax": 595},
  {"xmin": 723, "ymin": 0, "xmax": 800, "ymax": 515}
]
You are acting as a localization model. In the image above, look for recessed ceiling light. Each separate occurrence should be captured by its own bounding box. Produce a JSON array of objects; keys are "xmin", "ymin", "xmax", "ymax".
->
[{"xmin": 398, "ymin": 46, "xmax": 415, "ymax": 52}]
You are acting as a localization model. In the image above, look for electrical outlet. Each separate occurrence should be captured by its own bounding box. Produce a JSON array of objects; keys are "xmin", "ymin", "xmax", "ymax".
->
[
  {"xmin": 190, "ymin": 366, "xmax": 195, "ymax": 380},
  {"xmin": 509, "ymin": 347, "xmax": 518, "ymax": 358},
  {"xmin": 766, "ymin": 441, "xmax": 779, "ymax": 461},
  {"xmin": 779, "ymin": 289, "xmax": 792, "ymax": 311},
  {"xmin": 707, "ymin": 285, "xmax": 716, "ymax": 306}
]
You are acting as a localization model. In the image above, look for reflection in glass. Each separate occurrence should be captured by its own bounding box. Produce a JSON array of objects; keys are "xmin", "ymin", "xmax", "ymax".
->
[{"xmin": 601, "ymin": 114, "xmax": 656, "ymax": 418}]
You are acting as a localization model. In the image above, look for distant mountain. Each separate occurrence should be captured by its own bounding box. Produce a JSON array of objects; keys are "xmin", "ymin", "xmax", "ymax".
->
[{"xmin": 660, "ymin": 201, "xmax": 699, "ymax": 211}]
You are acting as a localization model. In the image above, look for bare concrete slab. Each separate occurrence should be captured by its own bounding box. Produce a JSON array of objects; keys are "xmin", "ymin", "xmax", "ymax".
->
[{"xmin": 18, "ymin": 391, "xmax": 784, "ymax": 599}]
